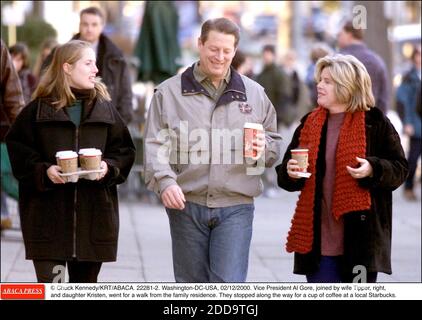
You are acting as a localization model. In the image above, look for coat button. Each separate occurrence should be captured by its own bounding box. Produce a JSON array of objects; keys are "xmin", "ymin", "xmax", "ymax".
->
[
  {"xmin": 360, "ymin": 214, "xmax": 366, "ymax": 221},
  {"xmin": 183, "ymin": 89, "xmax": 187, "ymax": 93},
  {"xmin": 236, "ymin": 95, "xmax": 239, "ymax": 98}
]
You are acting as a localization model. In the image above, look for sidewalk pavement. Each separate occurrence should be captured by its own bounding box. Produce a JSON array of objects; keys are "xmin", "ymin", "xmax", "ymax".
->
[{"xmin": 1, "ymin": 184, "xmax": 421, "ymax": 283}]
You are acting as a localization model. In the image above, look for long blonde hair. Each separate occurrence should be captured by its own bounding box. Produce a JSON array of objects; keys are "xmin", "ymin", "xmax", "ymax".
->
[
  {"xmin": 32, "ymin": 40, "xmax": 111, "ymax": 109},
  {"xmin": 315, "ymin": 54, "xmax": 375, "ymax": 112}
]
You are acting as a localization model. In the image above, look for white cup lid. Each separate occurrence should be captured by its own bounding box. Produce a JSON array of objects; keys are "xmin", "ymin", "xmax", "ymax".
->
[
  {"xmin": 79, "ymin": 148, "xmax": 102, "ymax": 156},
  {"xmin": 56, "ymin": 151, "xmax": 78, "ymax": 159},
  {"xmin": 244, "ymin": 122, "xmax": 263, "ymax": 130}
]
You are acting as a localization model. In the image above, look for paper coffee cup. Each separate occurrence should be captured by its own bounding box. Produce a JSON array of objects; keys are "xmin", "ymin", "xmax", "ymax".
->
[
  {"xmin": 291, "ymin": 149, "xmax": 309, "ymax": 172},
  {"xmin": 244, "ymin": 123, "xmax": 264, "ymax": 158},
  {"xmin": 79, "ymin": 148, "xmax": 102, "ymax": 170},
  {"xmin": 56, "ymin": 151, "xmax": 78, "ymax": 174}
]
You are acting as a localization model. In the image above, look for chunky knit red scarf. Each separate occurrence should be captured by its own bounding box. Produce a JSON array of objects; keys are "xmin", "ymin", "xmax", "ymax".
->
[{"xmin": 286, "ymin": 106, "xmax": 371, "ymax": 254}]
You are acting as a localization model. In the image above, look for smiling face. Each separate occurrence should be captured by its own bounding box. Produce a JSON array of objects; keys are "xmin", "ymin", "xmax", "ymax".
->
[
  {"xmin": 64, "ymin": 47, "xmax": 98, "ymax": 89},
  {"xmin": 317, "ymin": 67, "xmax": 346, "ymax": 113},
  {"xmin": 198, "ymin": 30, "xmax": 237, "ymax": 83}
]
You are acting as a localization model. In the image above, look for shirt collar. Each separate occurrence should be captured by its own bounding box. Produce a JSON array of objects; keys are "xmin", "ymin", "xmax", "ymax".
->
[
  {"xmin": 181, "ymin": 63, "xmax": 247, "ymax": 107},
  {"xmin": 91, "ymin": 41, "xmax": 99, "ymax": 57}
]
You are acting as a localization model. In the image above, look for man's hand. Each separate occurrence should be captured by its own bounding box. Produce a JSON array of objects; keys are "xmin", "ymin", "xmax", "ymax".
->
[
  {"xmin": 161, "ymin": 184, "xmax": 186, "ymax": 210},
  {"xmin": 346, "ymin": 157, "xmax": 373, "ymax": 179},
  {"xmin": 251, "ymin": 131, "xmax": 266, "ymax": 161},
  {"xmin": 47, "ymin": 165, "xmax": 66, "ymax": 184}
]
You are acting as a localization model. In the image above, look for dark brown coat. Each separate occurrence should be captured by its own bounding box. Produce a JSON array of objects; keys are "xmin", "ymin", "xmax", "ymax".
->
[{"xmin": 6, "ymin": 97, "xmax": 135, "ymax": 261}]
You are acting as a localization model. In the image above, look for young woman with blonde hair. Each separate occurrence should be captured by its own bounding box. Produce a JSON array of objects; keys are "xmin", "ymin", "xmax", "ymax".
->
[
  {"xmin": 277, "ymin": 54, "xmax": 408, "ymax": 283},
  {"xmin": 6, "ymin": 40, "xmax": 135, "ymax": 282}
]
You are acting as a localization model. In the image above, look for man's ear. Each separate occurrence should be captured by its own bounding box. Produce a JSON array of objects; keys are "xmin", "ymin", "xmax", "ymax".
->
[
  {"xmin": 63, "ymin": 62, "xmax": 72, "ymax": 75},
  {"xmin": 197, "ymin": 37, "xmax": 203, "ymax": 49}
]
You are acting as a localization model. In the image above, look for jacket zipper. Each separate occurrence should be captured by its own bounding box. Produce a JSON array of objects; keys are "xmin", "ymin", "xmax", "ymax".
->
[{"xmin": 72, "ymin": 126, "xmax": 79, "ymax": 258}]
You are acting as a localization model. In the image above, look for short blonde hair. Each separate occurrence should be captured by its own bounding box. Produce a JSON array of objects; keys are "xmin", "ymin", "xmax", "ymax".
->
[
  {"xmin": 33, "ymin": 40, "xmax": 110, "ymax": 109},
  {"xmin": 315, "ymin": 54, "xmax": 375, "ymax": 112}
]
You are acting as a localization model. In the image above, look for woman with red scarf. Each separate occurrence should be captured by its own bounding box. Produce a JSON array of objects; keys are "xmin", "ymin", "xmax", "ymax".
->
[{"xmin": 276, "ymin": 54, "xmax": 408, "ymax": 283}]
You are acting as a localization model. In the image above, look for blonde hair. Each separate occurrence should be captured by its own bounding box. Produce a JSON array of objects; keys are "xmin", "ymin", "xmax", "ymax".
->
[
  {"xmin": 32, "ymin": 40, "xmax": 111, "ymax": 109},
  {"xmin": 315, "ymin": 54, "xmax": 375, "ymax": 112}
]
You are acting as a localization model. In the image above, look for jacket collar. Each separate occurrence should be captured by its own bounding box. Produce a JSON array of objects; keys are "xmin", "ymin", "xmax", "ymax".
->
[
  {"xmin": 36, "ymin": 98, "xmax": 115, "ymax": 124},
  {"xmin": 72, "ymin": 33, "xmax": 123, "ymax": 60},
  {"xmin": 181, "ymin": 63, "xmax": 247, "ymax": 107}
]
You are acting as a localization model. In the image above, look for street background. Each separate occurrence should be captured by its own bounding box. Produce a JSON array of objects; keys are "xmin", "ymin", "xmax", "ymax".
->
[{"xmin": 2, "ymin": 182, "xmax": 420, "ymax": 282}]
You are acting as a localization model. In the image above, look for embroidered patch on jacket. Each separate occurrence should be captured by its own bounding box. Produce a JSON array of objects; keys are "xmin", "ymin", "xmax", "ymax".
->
[{"xmin": 238, "ymin": 102, "xmax": 252, "ymax": 114}]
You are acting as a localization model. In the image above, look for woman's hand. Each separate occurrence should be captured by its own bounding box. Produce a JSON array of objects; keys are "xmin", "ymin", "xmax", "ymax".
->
[
  {"xmin": 346, "ymin": 157, "xmax": 373, "ymax": 179},
  {"xmin": 287, "ymin": 159, "xmax": 303, "ymax": 179},
  {"xmin": 47, "ymin": 165, "xmax": 66, "ymax": 184},
  {"xmin": 96, "ymin": 161, "xmax": 108, "ymax": 180}
]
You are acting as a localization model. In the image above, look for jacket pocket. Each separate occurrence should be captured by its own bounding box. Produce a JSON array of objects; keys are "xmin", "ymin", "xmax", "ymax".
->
[
  {"xmin": 25, "ymin": 195, "xmax": 55, "ymax": 242},
  {"xmin": 90, "ymin": 204, "xmax": 118, "ymax": 244},
  {"xmin": 90, "ymin": 189, "xmax": 118, "ymax": 244}
]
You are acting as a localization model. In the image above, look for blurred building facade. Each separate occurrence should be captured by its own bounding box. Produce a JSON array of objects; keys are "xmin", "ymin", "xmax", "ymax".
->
[{"xmin": 1, "ymin": 1, "xmax": 420, "ymax": 100}]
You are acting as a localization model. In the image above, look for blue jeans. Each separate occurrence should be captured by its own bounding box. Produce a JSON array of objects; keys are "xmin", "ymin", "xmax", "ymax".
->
[
  {"xmin": 166, "ymin": 201, "xmax": 254, "ymax": 282},
  {"xmin": 405, "ymin": 137, "xmax": 421, "ymax": 190}
]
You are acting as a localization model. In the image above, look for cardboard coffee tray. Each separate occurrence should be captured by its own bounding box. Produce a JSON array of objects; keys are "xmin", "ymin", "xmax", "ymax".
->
[
  {"xmin": 58, "ymin": 168, "xmax": 105, "ymax": 177},
  {"xmin": 58, "ymin": 168, "xmax": 106, "ymax": 182}
]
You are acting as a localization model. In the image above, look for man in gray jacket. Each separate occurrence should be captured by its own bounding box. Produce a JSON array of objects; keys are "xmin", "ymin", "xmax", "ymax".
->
[{"xmin": 144, "ymin": 18, "xmax": 281, "ymax": 282}]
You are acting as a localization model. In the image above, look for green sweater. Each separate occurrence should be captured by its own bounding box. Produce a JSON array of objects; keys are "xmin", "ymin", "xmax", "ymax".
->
[{"xmin": 66, "ymin": 100, "xmax": 82, "ymax": 127}]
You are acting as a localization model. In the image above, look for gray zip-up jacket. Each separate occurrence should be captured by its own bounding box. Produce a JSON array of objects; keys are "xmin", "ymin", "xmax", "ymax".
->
[{"xmin": 144, "ymin": 64, "xmax": 281, "ymax": 207}]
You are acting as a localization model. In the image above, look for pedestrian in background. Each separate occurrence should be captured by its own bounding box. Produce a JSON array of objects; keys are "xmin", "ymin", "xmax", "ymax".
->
[
  {"xmin": 396, "ymin": 45, "xmax": 421, "ymax": 201},
  {"xmin": 276, "ymin": 54, "xmax": 408, "ymax": 283},
  {"xmin": 43, "ymin": 6, "xmax": 133, "ymax": 124},
  {"xmin": 337, "ymin": 20, "xmax": 390, "ymax": 114},
  {"xmin": 1, "ymin": 39, "xmax": 25, "ymax": 231},
  {"xmin": 256, "ymin": 45, "xmax": 290, "ymax": 127},
  {"xmin": 281, "ymin": 50, "xmax": 314, "ymax": 124},
  {"xmin": 9, "ymin": 42, "xmax": 37, "ymax": 104},
  {"xmin": 231, "ymin": 49, "xmax": 255, "ymax": 79},
  {"xmin": 305, "ymin": 42, "xmax": 333, "ymax": 107},
  {"xmin": 33, "ymin": 38, "xmax": 58, "ymax": 80},
  {"xmin": 6, "ymin": 40, "xmax": 135, "ymax": 282},
  {"xmin": 144, "ymin": 18, "xmax": 281, "ymax": 282},
  {"xmin": 256, "ymin": 44, "xmax": 288, "ymax": 198}
]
